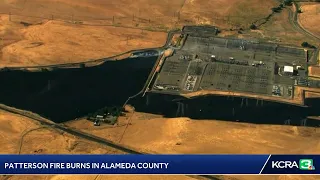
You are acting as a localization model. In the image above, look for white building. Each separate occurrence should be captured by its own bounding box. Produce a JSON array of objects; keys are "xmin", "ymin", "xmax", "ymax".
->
[{"xmin": 283, "ymin": 66, "xmax": 294, "ymax": 76}]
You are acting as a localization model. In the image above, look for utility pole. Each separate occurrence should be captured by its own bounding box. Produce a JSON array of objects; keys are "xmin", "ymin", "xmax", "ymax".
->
[
  {"xmin": 146, "ymin": 94, "xmax": 149, "ymax": 106},
  {"xmin": 72, "ymin": 13, "xmax": 74, "ymax": 23},
  {"xmin": 9, "ymin": 12, "xmax": 11, "ymax": 21},
  {"xmin": 181, "ymin": 103, "xmax": 185, "ymax": 117},
  {"xmin": 51, "ymin": 15, "xmax": 54, "ymax": 20},
  {"xmin": 112, "ymin": 16, "xmax": 115, "ymax": 24},
  {"xmin": 284, "ymin": 119, "xmax": 291, "ymax": 125},
  {"xmin": 301, "ymin": 118, "xmax": 307, "ymax": 126},
  {"xmin": 48, "ymin": 80, "xmax": 51, "ymax": 91},
  {"xmin": 176, "ymin": 102, "xmax": 179, "ymax": 117}
]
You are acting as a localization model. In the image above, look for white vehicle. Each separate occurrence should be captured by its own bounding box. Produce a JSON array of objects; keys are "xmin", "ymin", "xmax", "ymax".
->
[
  {"xmin": 154, "ymin": 85, "xmax": 165, "ymax": 90},
  {"xmin": 94, "ymin": 121, "xmax": 100, "ymax": 126}
]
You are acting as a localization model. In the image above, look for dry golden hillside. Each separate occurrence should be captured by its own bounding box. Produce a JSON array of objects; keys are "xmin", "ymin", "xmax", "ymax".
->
[
  {"xmin": 63, "ymin": 112, "xmax": 320, "ymax": 180},
  {"xmin": 0, "ymin": 0, "xmax": 315, "ymax": 66},
  {"xmin": 0, "ymin": 17, "xmax": 166, "ymax": 67},
  {"xmin": 0, "ymin": 109, "xmax": 124, "ymax": 154},
  {"xmin": 1, "ymin": 1, "xmax": 319, "ymax": 180},
  {"xmin": 299, "ymin": 3, "xmax": 320, "ymax": 37},
  {"xmin": 66, "ymin": 112, "xmax": 320, "ymax": 155},
  {"xmin": 0, "ymin": 15, "xmax": 167, "ymax": 67}
]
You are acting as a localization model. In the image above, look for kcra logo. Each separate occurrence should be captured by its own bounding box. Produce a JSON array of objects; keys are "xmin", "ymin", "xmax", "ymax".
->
[{"xmin": 272, "ymin": 159, "xmax": 315, "ymax": 170}]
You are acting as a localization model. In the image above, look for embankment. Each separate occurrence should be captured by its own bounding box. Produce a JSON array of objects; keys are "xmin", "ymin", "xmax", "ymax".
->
[{"xmin": 129, "ymin": 93, "xmax": 320, "ymax": 127}]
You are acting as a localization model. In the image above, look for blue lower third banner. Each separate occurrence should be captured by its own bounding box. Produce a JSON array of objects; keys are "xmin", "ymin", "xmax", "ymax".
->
[{"xmin": 0, "ymin": 155, "xmax": 319, "ymax": 175}]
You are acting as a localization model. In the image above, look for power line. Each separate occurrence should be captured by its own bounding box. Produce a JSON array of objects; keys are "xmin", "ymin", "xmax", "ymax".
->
[{"xmin": 2, "ymin": 10, "xmax": 316, "ymax": 35}]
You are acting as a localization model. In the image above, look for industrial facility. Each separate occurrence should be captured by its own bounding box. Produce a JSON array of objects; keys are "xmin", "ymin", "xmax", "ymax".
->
[{"xmin": 145, "ymin": 26, "xmax": 320, "ymax": 107}]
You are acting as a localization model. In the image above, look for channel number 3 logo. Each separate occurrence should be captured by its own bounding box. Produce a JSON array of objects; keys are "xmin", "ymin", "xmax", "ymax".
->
[{"xmin": 299, "ymin": 159, "xmax": 315, "ymax": 170}]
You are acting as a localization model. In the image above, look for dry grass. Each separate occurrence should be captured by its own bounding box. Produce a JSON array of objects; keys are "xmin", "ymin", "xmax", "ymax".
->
[
  {"xmin": 295, "ymin": 86, "xmax": 320, "ymax": 100},
  {"xmin": 308, "ymin": 66, "xmax": 320, "ymax": 78},
  {"xmin": 299, "ymin": 3, "xmax": 320, "ymax": 37},
  {"xmin": 0, "ymin": 109, "xmax": 123, "ymax": 154},
  {"xmin": 255, "ymin": 6, "xmax": 313, "ymax": 46},
  {"xmin": 0, "ymin": 109, "xmax": 192, "ymax": 180},
  {"xmin": 1, "ymin": 0, "xmax": 184, "ymax": 19},
  {"xmin": 66, "ymin": 112, "xmax": 320, "ymax": 155},
  {"xmin": 0, "ymin": 0, "xmax": 315, "ymax": 67},
  {"xmin": 305, "ymin": 91, "xmax": 320, "ymax": 98},
  {"xmin": 0, "ymin": 15, "xmax": 167, "ymax": 67},
  {"xmin": 1, "ymin": 1, "xmax": 320, "ymax": 180},
  {"xmin": 0, "ymin": 0, "xmax": 184, "ymax": 67},
  {"xmin": 64, "ymin": 112, "xmax": 320, "ymax": 180},
  {"xmin": 180, "ymin": 0, "xmax": 277, "ymax": 28}
]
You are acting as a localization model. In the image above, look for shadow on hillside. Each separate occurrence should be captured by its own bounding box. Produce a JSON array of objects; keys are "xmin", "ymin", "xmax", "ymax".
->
[
  {"xmin": 129, "ymin": 93, "xmax": 320, "ymax": 127},
  {"xmin": 0, "ymin": 56, "xmax": 158, "ymax": 123},
  {"xmin": 0, "ymin": 54, "xmax": 319, "ymax": 127}
]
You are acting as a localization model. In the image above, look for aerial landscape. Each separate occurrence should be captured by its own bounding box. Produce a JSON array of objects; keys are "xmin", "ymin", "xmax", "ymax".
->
[{"xmin": 0, "ymin": 0, "xmax": 320, "ymax": 180}]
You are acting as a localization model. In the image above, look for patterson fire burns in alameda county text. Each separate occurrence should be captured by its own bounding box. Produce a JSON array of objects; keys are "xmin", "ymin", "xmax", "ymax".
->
[{"xmin": 4, "ymin": 162, "xmax": 170, "ymax": 169}]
